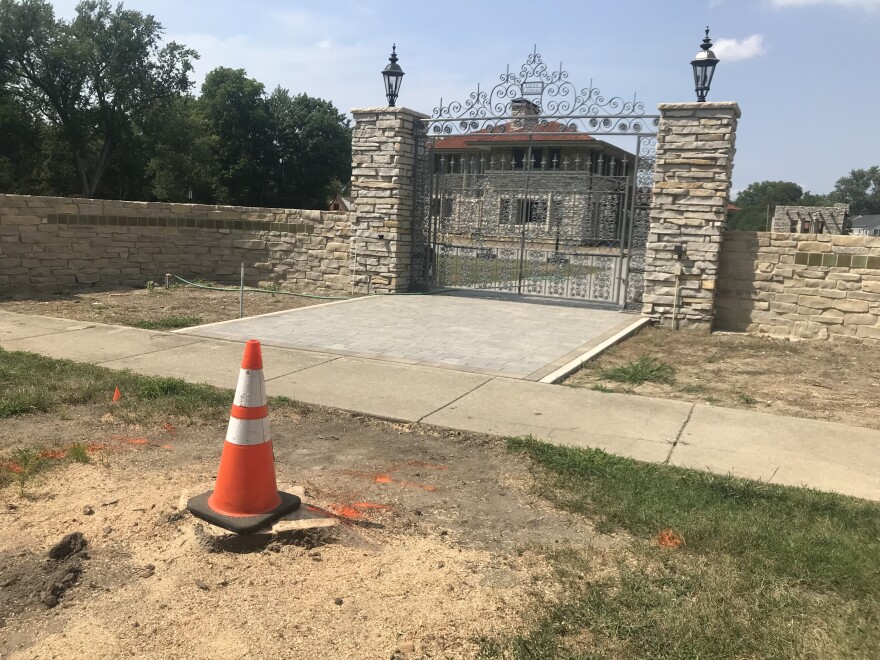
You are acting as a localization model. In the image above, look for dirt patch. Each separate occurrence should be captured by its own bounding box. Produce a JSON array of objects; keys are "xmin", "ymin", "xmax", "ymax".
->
[
  {"xmin": 0, "ymin": 406, "xmax": 613, "ymax": 659},
  {"xmin": 0, "ymin": 284, "xmax": 342, "ymax": 328},
  {"xmin": 565, "ymin": 325, "xmax": 880, "ymax": 431}
]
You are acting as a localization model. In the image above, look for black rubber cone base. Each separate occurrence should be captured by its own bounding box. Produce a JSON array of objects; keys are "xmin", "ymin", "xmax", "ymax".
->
[{"xmin": 187, "ymin": 490, "xmax": 301, "ymax": 535}]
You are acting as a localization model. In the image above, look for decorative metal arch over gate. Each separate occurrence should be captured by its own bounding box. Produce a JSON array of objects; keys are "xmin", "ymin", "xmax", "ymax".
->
[{"xmin": 412, "ymin": 48, "xmax": 658, "ymax": 309}]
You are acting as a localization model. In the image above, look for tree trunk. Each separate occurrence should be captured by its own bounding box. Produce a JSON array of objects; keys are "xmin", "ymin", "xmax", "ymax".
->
[
  {"xmin": 73, "ymin": 137, "xmax": 114, "ymax": 198},
  {"xmin": 74, "ymin": 151, "xmax": 91, "ymax": 198}
]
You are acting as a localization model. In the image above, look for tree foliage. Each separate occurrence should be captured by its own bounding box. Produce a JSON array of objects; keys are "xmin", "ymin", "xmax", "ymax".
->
[
  {"xmin": 266, "ymin": 88, "xmax": 351, "ymax": 209},
  {"xmin": 827, "ymin": 166, "xmax": 880, "ymax": 216},
  {"xmin": 0, "ymin": 1, "xmax": 352, "ymax": 208},
  {"xmin": 0, "ymin": 0, "xmax": 198, "ymax": 198},
  {"xmin": 730, "ymin": 180, "xmax": 828, "ymax": 231},
  {"xmin": 198, "ymin": 67, "xmax": 272, "ymax": 206}
]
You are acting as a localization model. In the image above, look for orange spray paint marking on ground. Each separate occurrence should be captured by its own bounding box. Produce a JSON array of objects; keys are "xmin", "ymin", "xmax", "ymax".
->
[
  {"xmin": 371, "ymin": 474, "xmax": 437, "ymax": 491},
  {"xmin": 329, "ymin": 505, "xmax": 364, "ymax": 520},
  {"xmin": 109, "ymin": 436, "xmax": 158, "ymax": 448},
  {"xmin": 352, "ymin": 502, "xmax": 392, "ymax": 511},
  {"xmin": 2, "ymin": 462, "xmax": 23, "ymax": 474},
  {"xmin": 161, "ymin": 422, "xmax": 177, "ymax": 434},
  {"xmin": 39, "ymin": 449, "xmax": 67, "ymax": 460},
  {"xmin": 656, "ymin": 529, "xmax": 684, "ymax": 549},
  {"xmin": 303, "ymin": 504, "xmax": 336, "ymax": 518}
]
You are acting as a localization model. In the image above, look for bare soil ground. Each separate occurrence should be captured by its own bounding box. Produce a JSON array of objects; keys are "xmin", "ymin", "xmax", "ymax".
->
[
  {"xmin": 0, "ymin": 406, "xmax": 613, "ymax": 659},
  {"xmin": 0, "ymin": 284, "xmax": 335, "ymax": 327},
  {"xmin": 565, "ymin": 325, "xmax": 880, "ymax": 431}
]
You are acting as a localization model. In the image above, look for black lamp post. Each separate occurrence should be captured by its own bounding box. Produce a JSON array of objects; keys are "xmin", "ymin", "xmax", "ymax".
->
[
  {"xmin": 691, "ymin": 27, "xmax": 719, "ymax": 102},
  {"xmin": 382, "ymin": 44, "xmax": 404, "ymax": 107}
]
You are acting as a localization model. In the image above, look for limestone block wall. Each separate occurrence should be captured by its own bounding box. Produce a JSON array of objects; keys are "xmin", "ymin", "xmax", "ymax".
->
[
  {"xmin": 716, "ymin": 230, "xmax": 880, "ymax": 343},
  {"xmin": 642, "ymin": 102, "xmax": 740, "ymax": 329},
  {"xmin": 0, "ymin": 194, "xmax": 352, "ymax": 294},
  {"xmin": 350, "ymin": 106, "xmax": 428, "ymax": 293}
]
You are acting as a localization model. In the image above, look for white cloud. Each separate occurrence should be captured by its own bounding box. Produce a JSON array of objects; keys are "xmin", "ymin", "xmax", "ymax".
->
[
  {"xmin": 770, "ymin": 0, "xmax": 880, "ymax": 8},
  {"xmin": 712, "ymin": 35, "xmax": 766, "ymax": 62}
]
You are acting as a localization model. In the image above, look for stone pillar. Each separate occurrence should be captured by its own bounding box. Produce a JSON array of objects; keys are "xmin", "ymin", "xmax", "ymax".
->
[
  {"xmin": 349, "ymin": 106, "xmax": 429, "ymax": 293},
  {"xmin": 642, "ymin": 102, "xmax": 741, "ymax": 329}
]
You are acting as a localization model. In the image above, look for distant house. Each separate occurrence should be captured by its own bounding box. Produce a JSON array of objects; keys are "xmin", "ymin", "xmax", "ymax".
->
[
  {"xmin": 850, "ymin": 214, "xmax": 880, "ymax": 236},
  {"xmin": 430, "ymin": 99, "xmax": 638, "ymax": 246},
  {"xmin": 328, "ymin": 195, "xmax": 352, "ymax": 213}
]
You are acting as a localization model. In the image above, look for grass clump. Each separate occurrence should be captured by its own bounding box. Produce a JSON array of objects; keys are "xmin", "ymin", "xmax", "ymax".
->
[
  {"xmin": 599, "ymin": 355, "xmax": 675, "ymax": 386},
  {"xmin": 480, "ymin": 437, "xmax": 880, "ymax": 658},
  {"xmin": 0, "ymin": 348, "xmax": 232, "ymax": 424},
  {"xmin": 124, "ymin": 315, "xmax": 202, "ymax": 330},
  {"xmin": 1, "ymin": 442, "xmax": 94, "ymax": 493}
]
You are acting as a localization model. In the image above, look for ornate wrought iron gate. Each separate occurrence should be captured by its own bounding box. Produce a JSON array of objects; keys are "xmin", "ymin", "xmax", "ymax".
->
[{"xmin": 412, "ymin": 49, "xmax": 657, "ymax": 309}]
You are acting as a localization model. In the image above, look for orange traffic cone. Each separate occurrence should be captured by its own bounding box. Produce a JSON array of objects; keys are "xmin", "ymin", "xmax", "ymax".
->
[
  {"xmin": 187, "ymin": 340, "xmax": 300, "ymax": 534},
  {"xmin": 112, "ymin": 386, "xmax": 122, "ymax": 402}
]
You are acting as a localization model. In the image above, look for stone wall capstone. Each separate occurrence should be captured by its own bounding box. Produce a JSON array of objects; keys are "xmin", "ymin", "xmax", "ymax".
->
[
  {"xmin": 642, "ymin": 102, "xmax": 740, "ymax": 329},
  {"xmin": 716, "ymin": 230, "xmax": 880, "ymax": 343},
  {"xmin": 0, "ymin": 194, "xmax": 352, "ymax": 294}
]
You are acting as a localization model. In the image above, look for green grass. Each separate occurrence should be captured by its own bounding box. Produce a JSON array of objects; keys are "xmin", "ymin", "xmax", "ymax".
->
[
  {"xmin": 680, "ymin": 383, "xmax": 708, "ymax": 395},
  {"xmin": 0, "ymin": 347, "xmax": 232, "ymax": 423},
  {"xmin": 738, "ymin": 392, "xmax": 758, "ymax": 405},
  {"xmin": 598, "ymin": 355, "xmax": 676, "ymax": 386},
  {"xmin": 124, "ymin": 315, "xmax": 203, "ymax": 330},
  {"xmin": 480, "ymin": 437, "xmax": 880, "ymax": 658},
  {"xmin": 0, "ymin": 442, "xmax": 92, "ymax": 493},
  {"xmin": 0, "ymin": 348, "xmax": 309, "ymax": 490}
]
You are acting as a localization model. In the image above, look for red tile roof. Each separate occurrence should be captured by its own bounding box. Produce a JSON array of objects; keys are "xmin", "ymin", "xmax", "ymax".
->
[{"xmin": 433, "ymin": 120, "xmax": 595, "ymax": 150}]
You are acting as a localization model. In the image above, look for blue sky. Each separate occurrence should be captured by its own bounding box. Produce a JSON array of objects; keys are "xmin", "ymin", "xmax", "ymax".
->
[{"xmin": 50, "ymin": 0, "xmax": 880, "ymax": 197}]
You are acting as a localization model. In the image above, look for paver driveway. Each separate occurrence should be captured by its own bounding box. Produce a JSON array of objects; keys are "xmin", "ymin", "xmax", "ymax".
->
[{"xmin": 178, "ymin": 289, "xmax": 641, "ymax": 380}]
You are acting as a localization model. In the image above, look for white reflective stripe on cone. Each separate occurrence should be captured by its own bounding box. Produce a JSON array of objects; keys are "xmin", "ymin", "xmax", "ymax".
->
[
  {"xmin": 225, "ymin": 416, "xmax": 271, "ymax": 446},
  {"xmin": 232, "ymin": 368, "xmax": 267, "ymax": 408}
]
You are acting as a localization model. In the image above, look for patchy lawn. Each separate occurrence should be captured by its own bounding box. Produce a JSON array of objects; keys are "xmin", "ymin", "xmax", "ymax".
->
[
  {"xmin": 564, "ymin": 325, "xmax": 880, "ymax": 431},
  {"xmin": 0, "ymin": 282, "xmax": 346, "ymax": 329},
  {"xmin": 2, "ymin": 349, "xmax": 878, "ymax": 658},
  {"xmin": 481, "ymin": 439, "xmax": 880, "ymax": 659}
]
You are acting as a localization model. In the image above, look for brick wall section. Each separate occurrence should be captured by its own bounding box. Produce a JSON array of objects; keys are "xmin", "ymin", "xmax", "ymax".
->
[
  {"xmin": 0, "ymin": 194, "xmax": 352, "ymax": 294},
  {"xmin": 350, "ymin": 106, "xmax": 428, "ymax": 293},
  {"xmin": 717, "ymin": 230, "xmax": 880, "ymax": 343},
  {"xmin": 642, "ymin": 102, "xmax": 740, "ymax": 329}
]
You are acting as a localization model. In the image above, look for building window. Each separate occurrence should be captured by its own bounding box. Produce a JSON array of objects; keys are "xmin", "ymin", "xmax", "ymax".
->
[
  {"xmin": 431, "ymin": 197, "xmax": 454, "ymax": 218},
  {"xmin": 500, "ymin": 198, "xmax": 549, "ymax": 224}
]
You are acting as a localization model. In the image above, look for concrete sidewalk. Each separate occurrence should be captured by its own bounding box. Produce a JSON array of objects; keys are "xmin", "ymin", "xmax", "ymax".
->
[{"xmin": 1, "ymin": 309, "xmax": 878, "ymax": 502}]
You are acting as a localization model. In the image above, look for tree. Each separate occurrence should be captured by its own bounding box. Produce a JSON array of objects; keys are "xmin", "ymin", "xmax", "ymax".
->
[
  {"xmin": 145, "ymin": 96, "xmax": 220, "ymax": 203},
  {"xmin": 828, "ymin": 166, "xmax": 880, "ymax": 216},
  {"xmin": 198, "ymin": 67, "xmax": 272, "ymax": 206},
  {"xmin": 730, "ymin": 180, "xmax": 825, "ymax": 231},
  {"xmin": 0, "ymin": 69, "xmax": 43, "ymax": 193},
  {"xmin": 0, "ymin": 0, "xmax": 197, "ymax": 198},
  {"xmin": 266, "ymin": 88, "xmax": 351, "ymax": 209}
]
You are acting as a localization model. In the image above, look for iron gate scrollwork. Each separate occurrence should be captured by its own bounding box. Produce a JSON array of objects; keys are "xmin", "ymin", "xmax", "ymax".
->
[{"xmin": 411, "ymin": 47, "xmax": 657, "ymax": 309}]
